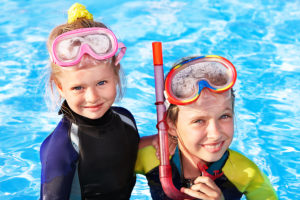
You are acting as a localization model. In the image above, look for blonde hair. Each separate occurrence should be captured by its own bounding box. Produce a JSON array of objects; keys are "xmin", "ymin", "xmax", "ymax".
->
[{"xmin": 46, "ymin": 18, "xmax": 124, "ymax": 110}]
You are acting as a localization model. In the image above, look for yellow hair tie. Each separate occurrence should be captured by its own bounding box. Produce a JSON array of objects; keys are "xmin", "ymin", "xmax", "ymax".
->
[{"xmin": 68, "ymin": 3, "xmax": 93, "ymax": 24}]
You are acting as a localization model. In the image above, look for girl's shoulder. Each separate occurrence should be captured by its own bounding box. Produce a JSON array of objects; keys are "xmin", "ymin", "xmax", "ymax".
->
[
  {"xmin": 111, "ymin": 106, "xmax": 137, "ymax": 129},
  {"xmin": 111, "ymin": 106, "xmax": 135, "ymax": 120},
  {"xmin": 223, "ymin": 149, "xmax": 278, "ymax": 199},
  {"xmin": 40, "ymin": 118, "xmax": 79, "ymax": 183},
  {"xmin": 40, "ymin": 118, "xmax": 70, "ymax": 149},
  {"xmin": 226, "ymin": 149, "xmax": 257, "ymax": 167},
  {"xmin": 40, "ymin": 118, "xmax": 77, "ymax": 157},
  {"xmin": 111, "ymin": 106, "xmax": 131, "ymax": 114},
  {"xmin": 223, "ymin": 149, "xmax": 263, "ymax": 181}
]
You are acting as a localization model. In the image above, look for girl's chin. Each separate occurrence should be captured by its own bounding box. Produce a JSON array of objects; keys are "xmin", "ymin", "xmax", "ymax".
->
[{"xmin": 201, "ymin": 150, "xmax": 227, "ymax": 163}]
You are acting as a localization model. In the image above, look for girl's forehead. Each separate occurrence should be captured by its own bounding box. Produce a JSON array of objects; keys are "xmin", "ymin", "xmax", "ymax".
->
[
  {"xmin": 200, "ymin": 89, "xmax": 231, "ymax": 101},
  {"xmin": 57, "ymin": 62, "xmax": 115, "ymax": 83},
  {"xmin": 59, "ymin": 60, "xmax": 112, "ymax": 73},
  {"xmin": 178, "ymin": 90, "xmax": 232, "ymax": 114}
]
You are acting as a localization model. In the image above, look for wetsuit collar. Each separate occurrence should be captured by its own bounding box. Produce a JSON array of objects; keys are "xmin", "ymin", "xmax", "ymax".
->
[
  {"xmin": 173, "ymin": 146, "xmax": 229, "ymax": 178},
  {"xmin": 59, "ymin": 100, "xmax": 113, "ymax": 126}
]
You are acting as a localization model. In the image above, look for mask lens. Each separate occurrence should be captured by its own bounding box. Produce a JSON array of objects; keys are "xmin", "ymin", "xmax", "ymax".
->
[
  {"xmin": 170, "ymin": 58, "xmax": 233, "ymax": 100},
  {"xmin": 84, "ymin": 33, "xmax": 112, "ymax": 55},
  {"xmin": 56, "ymin": 37, "xmax": 83, "ymax": 61}
]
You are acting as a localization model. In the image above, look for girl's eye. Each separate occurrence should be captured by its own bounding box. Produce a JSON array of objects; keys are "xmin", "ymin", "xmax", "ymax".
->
[
  {"xmin": 97, "ymin": 81, "xmax": 106, "ymax": 86},
  {"xmin": 72, "ymin": 86, "xmax": 83, "ymax": 91},
  {"xmin": 193, "ymin": 119, "xmax": 204, "ymax": 124},
  {"xmin": 220, "ymin": 114, "xmax": 231, "ymax": 120}
]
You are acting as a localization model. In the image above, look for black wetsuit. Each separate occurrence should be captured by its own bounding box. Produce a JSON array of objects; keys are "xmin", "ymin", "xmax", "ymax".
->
[{"xmin": 40, "ymin": 102, "xmax": 139, "ymax": 200}]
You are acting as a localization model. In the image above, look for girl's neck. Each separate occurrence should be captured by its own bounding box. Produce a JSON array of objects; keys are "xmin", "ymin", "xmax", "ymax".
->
[
  {"xmin": 60, "ymin": 101, "xmax": 112, "ymax": 126},
  {"xmin": 179, "ymin": 149, "xmax": 206, "ymax": 179}
]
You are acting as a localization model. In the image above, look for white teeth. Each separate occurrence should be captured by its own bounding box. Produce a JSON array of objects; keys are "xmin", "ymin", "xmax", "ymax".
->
[{"xmin": 204, "ymin": 143, "xmax": 221, "ymax": 149}]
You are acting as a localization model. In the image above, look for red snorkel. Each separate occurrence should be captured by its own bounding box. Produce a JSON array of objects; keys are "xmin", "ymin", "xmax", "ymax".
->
[{"xmin": 152, "ymin": 42, "xmax": 192, "ymax": 200}]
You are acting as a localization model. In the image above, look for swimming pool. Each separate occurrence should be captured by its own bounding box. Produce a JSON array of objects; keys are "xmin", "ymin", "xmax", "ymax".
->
[{"xmin": 0, "ymin": 0, "xmax": 299, "ymax": 199}]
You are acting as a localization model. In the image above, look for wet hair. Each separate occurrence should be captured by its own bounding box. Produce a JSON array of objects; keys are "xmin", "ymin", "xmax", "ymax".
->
[{"xmin": 46, "ymin": 18, "xmax": 124, "ymax": 109}]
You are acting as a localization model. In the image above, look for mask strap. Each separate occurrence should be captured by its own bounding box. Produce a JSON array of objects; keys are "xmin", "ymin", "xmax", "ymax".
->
[{"xmin": 115, "ymin": 42, "xmax": 126, "ymax": 65}]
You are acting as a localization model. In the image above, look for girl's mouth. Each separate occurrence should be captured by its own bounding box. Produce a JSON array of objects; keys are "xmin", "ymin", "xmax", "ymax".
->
[
  {"xmin": 202, "ymin": 141, "xmax": 224, "ymax": 153},
  {"xmin": 84, "ymin": 104, "xmax": 103, "ymax": 111}
]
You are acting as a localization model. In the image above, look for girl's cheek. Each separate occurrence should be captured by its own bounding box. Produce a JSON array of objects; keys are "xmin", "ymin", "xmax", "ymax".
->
[{"xmin": 187, "ymin": 128, "xmax": 205, "ymax": 141}]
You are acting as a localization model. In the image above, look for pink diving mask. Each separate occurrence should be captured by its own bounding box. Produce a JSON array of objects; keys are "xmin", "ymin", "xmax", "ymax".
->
[{"xmin": 51, "ymin": 27, "xmax": 126, "ymax": 67}]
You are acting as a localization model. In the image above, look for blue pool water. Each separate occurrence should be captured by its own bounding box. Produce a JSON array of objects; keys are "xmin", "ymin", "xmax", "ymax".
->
[{"xmin": 0, "ymin": 0, "xmax": 299, "ymax": 199}]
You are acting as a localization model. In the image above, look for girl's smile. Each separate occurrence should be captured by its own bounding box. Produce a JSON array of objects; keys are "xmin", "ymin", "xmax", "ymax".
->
[
  {"xmin": 83, "ymin": 103, "xmax": 103, "ymax": 112},
  {"xmin": 201, "ymin": 141, "xmax": 225, "ymax": 153}
]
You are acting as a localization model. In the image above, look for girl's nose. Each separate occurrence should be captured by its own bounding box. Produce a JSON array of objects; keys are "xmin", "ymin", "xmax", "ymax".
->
[
  {"xmin": 86, "ymin": 88, "xmax": 99, "ymax": 103},
  {"xmin": 206, "ymin": 120, "xmax": 222, "ymax": 139}
]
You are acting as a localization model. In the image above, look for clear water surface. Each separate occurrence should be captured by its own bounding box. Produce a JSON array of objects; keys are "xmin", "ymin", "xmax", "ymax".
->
[{"xmin": 0, "ymin": 0, "xmax": 299, "ymax": 199}]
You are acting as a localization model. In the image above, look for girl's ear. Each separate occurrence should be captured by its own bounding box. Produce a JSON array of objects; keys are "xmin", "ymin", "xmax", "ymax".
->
[
  {"xmin": 54, "ymin": 80, "xmax": 65, "ymax": 98},
  {"xmin": 167, "ymin": 118, "xmax": 178, "ymax": 137}
]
